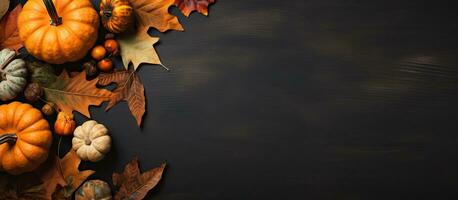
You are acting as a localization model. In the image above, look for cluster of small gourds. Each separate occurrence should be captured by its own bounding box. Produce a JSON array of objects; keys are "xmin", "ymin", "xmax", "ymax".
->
[{"xmin": 1, "ymin": 0, "xmax": 136, "ymax": 197}]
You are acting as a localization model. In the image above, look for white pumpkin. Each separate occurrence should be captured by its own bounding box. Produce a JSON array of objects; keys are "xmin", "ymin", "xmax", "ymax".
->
[
  {"xmin": 72, "ymin": 120, "xmax": 111, "ymax": 162},
  {"xmin": 0, "ymin": 48, "xmax": 27, "ymax": 101}
]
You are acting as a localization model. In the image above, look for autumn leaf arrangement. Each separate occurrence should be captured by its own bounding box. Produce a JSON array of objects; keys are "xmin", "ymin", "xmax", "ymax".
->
[{"xmin": 0, "ymin": 0, "xmax": 215, "ymax": 199}]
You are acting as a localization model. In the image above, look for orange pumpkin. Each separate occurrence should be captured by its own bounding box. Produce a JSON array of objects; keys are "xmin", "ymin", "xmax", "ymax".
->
[
  {"xmin": 100, "ymin": 0, "xmax": 134, "ymax": 33},
  {"xmin": 54, "ymin": 112, "xmax": 76, "ymax": 136},
  {"xmin": 0, "ymin": 102, "xmax": 52, "ymax": 175},
  {"xmin": 18, "ymin": 0, "xmax": 99, "ymax": 64}
]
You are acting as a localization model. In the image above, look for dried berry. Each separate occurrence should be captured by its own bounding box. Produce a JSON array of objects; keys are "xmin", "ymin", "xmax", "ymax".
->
[
  {"xmin": 91, "ymin": 45, "xmax": 106, "ymax": 61},
  {"xmin": 104, "ymin": 39, "xmax": 119, "ymax": 55},
  {"xmin": 97, "ymin": 58, "xmax": 113, "ymax": 72},
  {"xmin": 24, "ymin": 83, "xmax": 43, "ymax": 102},
  {"xmin": 41, "ymin": 103, "xmax": 55, "ymax": 116}
]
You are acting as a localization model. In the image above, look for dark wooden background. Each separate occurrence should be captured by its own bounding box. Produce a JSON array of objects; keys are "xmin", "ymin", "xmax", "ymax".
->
[{"xmin": 9, "ymin": 0, "xmax": 458, "ymax": 199}]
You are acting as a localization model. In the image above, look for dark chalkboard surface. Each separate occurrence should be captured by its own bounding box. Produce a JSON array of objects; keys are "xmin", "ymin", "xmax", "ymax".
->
[{"xmin": 8, "ymin": 0, "xmax": 458, "ymax": 199}]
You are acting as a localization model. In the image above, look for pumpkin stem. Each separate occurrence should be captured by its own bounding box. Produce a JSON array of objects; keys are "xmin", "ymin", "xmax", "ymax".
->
[
  {"xmin": 0, "ymin": 50, "xmax": 16, "ymax": 70},
  {"xmin": 103, "ymin": 10, "xmax": 112, "ymax": 18},
  {"xmin": 0, "ymin": 133, "xmax": 17, "ymax": 145},
  {"xmin": 0, "ymin": 71, "xmax": 6, "ymax": 81},
  {"xmin": 43, "ymin": 0, "xmax": 62, "ymax": 26}
]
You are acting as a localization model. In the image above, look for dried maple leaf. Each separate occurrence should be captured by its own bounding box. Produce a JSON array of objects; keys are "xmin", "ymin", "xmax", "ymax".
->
[
  {"xmin": 112, "ymin": 158, "xmax": 166, "ymax": 200},
  {"xmin": 98, "ymin": 70, "xmax": 146, "ymax": 126},
  {"xmin": 0, "ymin": 5, "xmax": 23, "ymax": 51},
  {"xmin": 0, "ymin": 0, "xmax": 9, "ymax": 19},
  {"xmin": 129, "ymin": 0, "xmax": 183, "ymax": 32},
  {"xmin": 42, "ymin": 70, "xmax": 112, "ymax": 118},
  {"xmin": 51, "ymin": 150, "xmax": 95, "ymax": 199},
  {"xmin": 118, "ymin": 29, "xmax": 162, "ymax": 70},
  {"xmin": 174, "ymin": 0, "xmax": 215, "ymax": 17}
]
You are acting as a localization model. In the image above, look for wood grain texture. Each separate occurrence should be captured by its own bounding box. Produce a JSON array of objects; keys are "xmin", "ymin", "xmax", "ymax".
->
[{"xmin": 13, "ymin": 0, "xmax": 458, "ymax": 199}]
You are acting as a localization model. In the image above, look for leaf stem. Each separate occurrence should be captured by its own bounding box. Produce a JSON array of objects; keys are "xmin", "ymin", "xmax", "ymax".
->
[
  {"xmin": 57, "ymin": 136, "xmax": 64, "ymax": 180},
  {"xmin": 43, "ymin": 87, "xmax": 111, "ymax": 98},
  {"xmin": 39, "ymin": 96, "xmax": 61, "ymax": 112},
  {"xmin": 0, "ymin": 51, "xmax": 16, "ymax": 70},
  {"xmin": 159, "ymin": 64, "xmax": 170, "ymax": 71},
  {"xmin": 121, "ymin": 70, "xmax": 136, "ymax": 88}
]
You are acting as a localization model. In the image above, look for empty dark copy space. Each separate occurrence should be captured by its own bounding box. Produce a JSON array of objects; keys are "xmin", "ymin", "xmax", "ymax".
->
[{"xmin": 11, "ymin": 0, "xmax": 458, "ymax": 199}]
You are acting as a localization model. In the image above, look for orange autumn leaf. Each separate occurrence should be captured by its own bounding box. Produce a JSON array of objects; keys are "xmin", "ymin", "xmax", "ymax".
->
[
  {"xmin": 53, "ymin": 150, "xmax": 95, "ymax": 199},
  {"xmin": 42, "ymin": 70, "xmax": 112, "ymax": 118},
  {"xmin": 37, "ymin": 151, "xmax": 94, "ymax": 199},
  {"xmin": 38, "ymin": 156, "xmax": 66, "ymax": 199},
  {"xmin": 174, "ymin": 0, "xmax": 215, "ymax": 17},
  {"xmin": 128, "ymin": 0, "xmax": 184, "ymax": 32},
  {"xmin": 0, "ymin": 5, "xmax": 23, "ymax": 51}
]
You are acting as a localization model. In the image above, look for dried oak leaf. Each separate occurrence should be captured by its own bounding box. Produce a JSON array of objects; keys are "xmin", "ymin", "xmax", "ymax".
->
[
  {"xmin": 118, "ymin": 29, "xmax": 162, "ymax": 71},
  {"xmin": 51, "ymin": 150, "xmax": 95, "ymax": 199},
  {"xmin": 113, "ymin": 158, "xmax": 166, "ymax": 200},
  {"xmin": 0, "ymin": 0, "xmax": 9, "ymax": 19},
  {"xmin": 129, "ymin": 0, "xmax": 184, "ymax": 32},
  {"xmin": 0, "ymin": 173, "xmax": 47, "ymax": 200},
  {"xmin": 42, "ymin": 70, "xmax": 112, "ymax": 118},
  {"xmin": 174, "ymin": 0, "xmax": 215, "ymax": 17},
  {"xmin": 98, "ymin": 70, "xmax": 146, "ymax": 126},
  {"xmin": 0, "ymin": 5, "xmax": 23, "ymax": 51}
]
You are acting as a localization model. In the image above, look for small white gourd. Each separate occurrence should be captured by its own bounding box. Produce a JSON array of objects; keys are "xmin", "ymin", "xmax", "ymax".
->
[
  {"xmin": 72, "ymin": 120, "xmax": 111, "ymax": 162},
  {"xmin": 0, "ymin": 48, "xmax": 27, "ymax": 101}
]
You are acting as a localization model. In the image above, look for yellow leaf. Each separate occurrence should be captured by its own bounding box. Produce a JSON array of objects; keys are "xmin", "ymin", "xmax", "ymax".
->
[{"xmin": 118, "ymin": 29, "xmax": 162, "ymax": 70}]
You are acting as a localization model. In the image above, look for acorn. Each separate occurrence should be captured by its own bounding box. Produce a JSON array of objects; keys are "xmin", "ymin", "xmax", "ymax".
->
[
  {"xmin": 105, "ymin": 33, "xmax": 115, "ymax": 40},
  {"xmin": 24, "ymin": 83, "xmax": 43, "ymax": 103},
  {"xmin": 84, "ymin": 60, "xmax": 98, "ymax": 78},
  {"xmin": 41, "ymin": 103, "xmax": 56, "ymax": 116}
]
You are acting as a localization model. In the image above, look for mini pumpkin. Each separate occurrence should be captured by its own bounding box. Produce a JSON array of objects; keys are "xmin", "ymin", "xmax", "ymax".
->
[
  {"xmin": 55, "ymin": 112, "xmax": 77, "ymax": 136},
  {"xmin": 0, "ymin": 49, "xmax": 27, "ymax": 101},
  {"xmin": 75, "ymin": 179, "xmax": 112, "ymax": 200},
  {"xmin": 0, "ymin": 102, "xmax": 52, "ymax": 175},
  {"xmin": 18, "ymin": 0, "xmax": 99, "ymax": 64},
  {"xmin": 100, "ymin": 0, "xmax": 134, "ymax": 33},
  {"xmin": 72, "ymin": 120, "xmax": 111, "ymax": 162}
]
